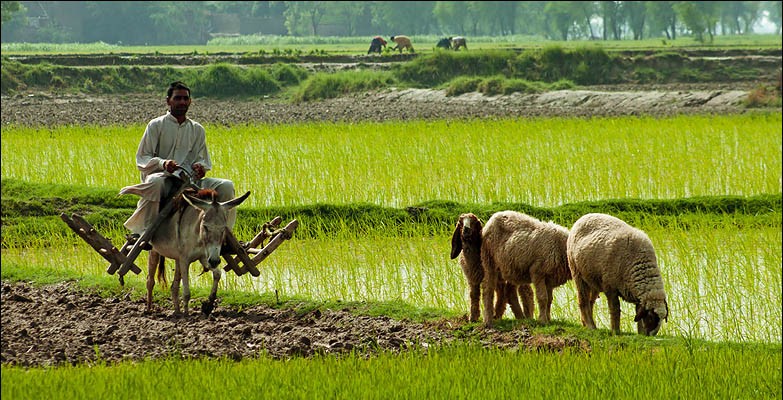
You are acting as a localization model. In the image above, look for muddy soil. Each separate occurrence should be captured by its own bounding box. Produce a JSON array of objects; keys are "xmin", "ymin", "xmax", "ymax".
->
[{"xmin": 1, "ymin": 281, "xmax": 590, "ymax": 367}]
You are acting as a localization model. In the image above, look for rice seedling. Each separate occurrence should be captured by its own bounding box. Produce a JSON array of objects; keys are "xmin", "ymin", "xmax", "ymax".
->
[{"xmin": 2, "ymin": 114, "xmax": 780, "ymax": 208}]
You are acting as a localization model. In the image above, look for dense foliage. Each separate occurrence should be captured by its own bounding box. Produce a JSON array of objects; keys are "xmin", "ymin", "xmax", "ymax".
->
[{"xmin": 1, "ymin": 1, "xmax": 780, "ymax": 45}]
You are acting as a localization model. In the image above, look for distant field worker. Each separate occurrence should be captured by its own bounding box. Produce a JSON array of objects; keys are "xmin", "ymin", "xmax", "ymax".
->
[
  {"xmin": 451, "ymin": 36, "xmax": 467, "ymax": 51},
  {"xmin": 390, "ymin": 35, "xmax": 414, "ymax": 53},
  {"xmin": 436, "ymin": 37, "xmax": 451, "ymax": 50},
  {"xmin": 368, "ymin": 36, "xmax": 387, "ymax": 54}
]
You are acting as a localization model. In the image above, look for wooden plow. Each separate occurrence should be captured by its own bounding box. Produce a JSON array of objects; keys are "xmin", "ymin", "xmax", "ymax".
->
[{"xmin": 60, "ymin": 212, "xmax": 299, "ymax": 285}]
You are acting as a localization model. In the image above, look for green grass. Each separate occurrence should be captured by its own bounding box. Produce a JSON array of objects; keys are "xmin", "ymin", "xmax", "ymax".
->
[
  {"xmin": 2, "ymin": 33, "xmax": 781, "ymax": 55},
  {"xmin": 2, "ymin": 114, "xmax": 780, "ymax": 209},
  {"xmin": 2, "ymin": 111, "xmax": 781, "ymax": 398},
  {"xmin": 2, "ymin": 341, "xmax": 781, "ymax": 400}
]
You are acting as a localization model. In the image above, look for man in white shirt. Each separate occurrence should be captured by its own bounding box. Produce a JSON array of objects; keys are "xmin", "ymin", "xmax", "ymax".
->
[{"xmin": 120, "ymin": 81, "xmax": 236, "ymax": 245}]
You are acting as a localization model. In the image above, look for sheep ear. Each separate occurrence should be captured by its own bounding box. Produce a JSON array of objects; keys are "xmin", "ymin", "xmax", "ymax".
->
[
  {"xmin": 634, "ymin": 304, "xmax": 644, "ymax": 322},
  {"xmin": 450, "ymin": 221, "xmax": 463, "ymax": 259}
]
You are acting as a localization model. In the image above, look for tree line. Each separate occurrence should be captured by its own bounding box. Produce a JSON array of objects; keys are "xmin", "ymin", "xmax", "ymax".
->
[{"xmin": 1, "ymin": 1, "xmax": 781, "ymax": 46}]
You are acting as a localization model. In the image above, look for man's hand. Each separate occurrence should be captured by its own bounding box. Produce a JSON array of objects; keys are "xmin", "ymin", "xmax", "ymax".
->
[
  {"xmin": 192, "ymin": 163, "xmax": 206, "ymax": 180},
  {"xmin": 164, "ymin": 160, "xmax": 178, "ymax": 173}
]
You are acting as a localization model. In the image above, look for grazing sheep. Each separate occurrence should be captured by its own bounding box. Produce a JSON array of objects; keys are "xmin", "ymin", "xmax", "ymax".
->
[
  {"xmin": 450, "ymin": 36, "xmax": 467, "ymax": 51},
  {"xmin": 390, "ymin": 35, "xmax": 414, "ymax": 53},
  {"xmin": 368, "ymin": 36, "xmax": 387, "ymax": 54},
  {"xmin": 450, "ymin": 213, "xmax": 534, "ymax": 322},
  {"xmin": 436, "ymin": 37, "xmax": 451, "ymax": 50},
  {"xmin": 480, "ymin": 211, "xmax": 571, "ymax": 327},
  {"xmin": 567, "ymin": 213, "xmax": 670, "ymax": 336}
]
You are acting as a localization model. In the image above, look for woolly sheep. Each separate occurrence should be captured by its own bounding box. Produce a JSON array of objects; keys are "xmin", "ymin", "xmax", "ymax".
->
[
  {"xmin": 566, "ymin": 213, "xmax": 670, "ymax": 336},
  {"xmin": 390, "ymin": 35, "xmax": 414, "ymax": 53},
  {"xmin": 450, "ymin": 36, "xmax": 467, "ymax": 51},
  {"xmin": 480, "ymin": 211, "xmax": 571, "ymax": 327},
  {"xmin": 451, "ymin": 213, "xmax": 534, "ymax": 322}
]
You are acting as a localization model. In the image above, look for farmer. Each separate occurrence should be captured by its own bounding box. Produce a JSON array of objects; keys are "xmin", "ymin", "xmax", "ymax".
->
[
  {"xmin": 368, "ymin": 36, "xmax": 387, "ymax": 54},
  {"xmin": 436, "ymin": 37, "xmax": 451, "ymax": 50},
  {"xmin": 120, "ymin": 81, "xmax": 236, "ymax": 248},
  {"xmin": 451, "ymin": 36, "xmax": 467, "ymax": 51}
]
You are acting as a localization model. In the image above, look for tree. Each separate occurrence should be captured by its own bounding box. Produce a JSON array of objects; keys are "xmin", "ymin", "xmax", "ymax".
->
[
  {"xmin": 433, "ymin": 1, "xmax": 469, "ymax": 35},
  {"xmin": 282, "ymin": 1, "xmax": 328, "ymax": 36},
  {"xmin": 674, "ymin": 1, "xmax": 720, "ymax": 43},
  {"xmin": 373, "ymin": 1, "xmax": 436, "ymax": 35},
  {"xmin": 646, "ymin": 1, "xmax": 678, "ymax": 39},
  {"xmin": 623, "ymin": 0, "xmax": 646, "ymax": 40},
  {"xmin": 1, "ymin": 1, "xmax": 22, "ymax": 24},
  {"xmin": 544, "ymin": 1, "xmax": 575, "ymax": 40},
  {"xmin": 600, "ymin": 1, "xmax": 623, "ymax": 40}
]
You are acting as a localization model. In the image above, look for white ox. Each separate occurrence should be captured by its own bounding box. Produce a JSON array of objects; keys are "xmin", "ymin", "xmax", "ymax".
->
[{"xmin": 146, "ymin": 188, "xmax": 250, "ymax": 316}]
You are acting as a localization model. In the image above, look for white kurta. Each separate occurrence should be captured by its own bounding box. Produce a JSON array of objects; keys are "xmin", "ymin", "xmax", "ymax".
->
[{"xmin": 120, "ymin": 113, "xmax": 234, "ymax": 235}]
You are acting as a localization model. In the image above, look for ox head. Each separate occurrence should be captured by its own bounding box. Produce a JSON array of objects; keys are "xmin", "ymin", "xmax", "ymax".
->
[
  {"xmin": 450, "ymin": 213, "xmax": 483, "ymax": 260},
  {"xmin": 635, "ymin": 298, "xmax": 669, "ymax": 336},
  {"xmin": 183, "ymin": 190, "xmax": 251, "ymax": 269}
]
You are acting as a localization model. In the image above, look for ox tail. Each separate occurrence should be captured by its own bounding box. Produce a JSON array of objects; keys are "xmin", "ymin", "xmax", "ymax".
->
[{"xmin": 156, "ymin": 255, "xmax": 168, "ymax": 288}]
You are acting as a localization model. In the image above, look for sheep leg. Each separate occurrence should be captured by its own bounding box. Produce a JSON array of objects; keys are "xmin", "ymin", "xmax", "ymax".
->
[
  {"xmin": 518, "ymin": 284, "xmax": 535, "ymax": 319},
  {"xmin": 468, "ymin": 282, "xmax": 482, "ymax": 322},
  {"xmin": 171, "ymin": 260, "xmax": 183, "ymax": 316},
  {"xmin": 496, "ymin": 282, "xmax": 524, "ymax": 319},
  {"xmin": 146, "ymin": 251, "xmax": 159, "ymax": 312},
  {"xmin": 493, "ymin": 282, "xmax": 508, "ymax": 319},
  {"xmin": 481, "ymin": 266, "xmax": 498, "ymax": 327},
  {"xmin": 574, "ymin": 277, "xmax": 597, "ymax": 329},
  {"xmin": 606, "ymin": 291, "xmax": 622, "ymax": 335},
  {"xmin": 533, "ymin": 278, "xmax": 552, "ymax": 323}
]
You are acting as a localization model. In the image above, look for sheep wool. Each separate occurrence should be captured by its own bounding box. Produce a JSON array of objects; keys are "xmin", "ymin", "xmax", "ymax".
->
[
  {"xmin": 480, "ymin": 211, "xmax": 571, "ymax": 327},
  {"xmin": 567, "ymin": 213, "xmax": 669, "ymax": 336},
  {"xmin": 450, "ymin": 213, "xmax": 533, "ymax": 322}
]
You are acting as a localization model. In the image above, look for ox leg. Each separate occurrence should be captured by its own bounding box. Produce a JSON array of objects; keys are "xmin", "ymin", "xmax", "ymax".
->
[
  {"xmin": 181, "ymin": 261, "xmax": 191, "ymax": 317},
  {"xmin": 606, "ymin": 291, "xmax": 622, "ymax": 335},
  {"xmin": 202, "ymin": 266, "xmax": 221, "ymax": 316},
  {"xmin": 171, "ymin": 260, "xmax": 183, "ymax": 316},
  {"xmin": 146, "ymin": 251, "xmax": 160, "ymax": 312}
]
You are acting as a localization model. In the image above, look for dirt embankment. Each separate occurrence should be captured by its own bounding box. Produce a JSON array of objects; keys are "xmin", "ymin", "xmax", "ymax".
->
[{"xmin": 0, "ymin": 82, "xmax": 767, "ymax": 127}]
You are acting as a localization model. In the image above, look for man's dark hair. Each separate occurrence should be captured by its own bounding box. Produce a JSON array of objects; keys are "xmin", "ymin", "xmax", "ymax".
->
[{"xmin": 167, "ymin": 81, "xmax": 191, "ymax": 98}]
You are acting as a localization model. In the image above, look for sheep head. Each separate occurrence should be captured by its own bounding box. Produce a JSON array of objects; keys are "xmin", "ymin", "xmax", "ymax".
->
[
  {"xmin": 635, "ymin": 298, "xmax": 669, "ymax": 336},
  {"xmin": 450, "ymin": 213, "xmax": 482, "ymax": 259}
]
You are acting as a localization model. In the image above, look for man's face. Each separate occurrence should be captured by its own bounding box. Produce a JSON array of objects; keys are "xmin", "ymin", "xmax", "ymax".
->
[{"xmin": 167, "ymin": 89, "xmax": 191, "ymax": 117}]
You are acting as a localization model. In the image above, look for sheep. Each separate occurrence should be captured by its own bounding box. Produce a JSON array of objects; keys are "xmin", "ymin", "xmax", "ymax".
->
[
  {"xmin": 566, "ymin": 213, "xmax": 670, "ymax": 336},
  {"xmin": 389, "ymin": 35, "xmax": 414, "ymax": 53},
  {"xmin": 450, "ymin": 36, "xmax": 467, "ymax": 51},
  {"xmin": 436, "ymin": 37, "xmax": 451, "ymax": 50},
  {"xmin": 450, "ymin": 213, "xmax": 535, "ymax": 322},
  {"xmin": 480, "ymin": 211, "xmax": 571, "ymax": 327}
]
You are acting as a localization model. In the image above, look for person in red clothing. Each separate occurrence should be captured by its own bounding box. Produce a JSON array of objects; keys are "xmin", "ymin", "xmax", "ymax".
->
[{"xmin": 367, "ymin": 36, "xmax": 387, "ymax": 54}]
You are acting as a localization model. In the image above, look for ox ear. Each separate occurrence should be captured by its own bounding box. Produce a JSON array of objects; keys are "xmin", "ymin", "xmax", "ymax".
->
[
  {"xmin": 183, "ymin": 192, "xmax": 212, "ymax": 211},
  {"xmin": 220, "ymin": 191, "xmax": 251, "ymax": 209},
  {"xmin": 450, "ymin": 219, "xmax": 463, "ymax": 260}
]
